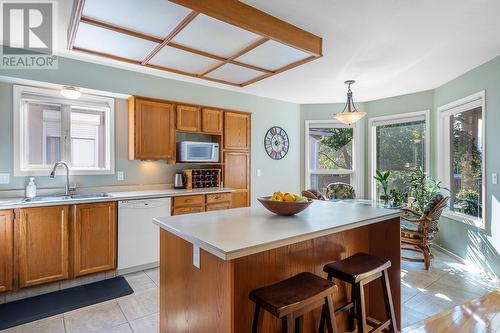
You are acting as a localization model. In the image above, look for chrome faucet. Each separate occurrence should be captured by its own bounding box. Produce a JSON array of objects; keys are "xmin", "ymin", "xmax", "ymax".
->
[{"xmin": 49, "ymin": 161, "xmax": 76, "ymax": 196}]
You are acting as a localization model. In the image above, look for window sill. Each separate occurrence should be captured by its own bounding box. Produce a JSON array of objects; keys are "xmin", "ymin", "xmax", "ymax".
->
[
  {"xmin": 15, "ymin": 169, "xmax": 115, "ymax": 177},
  {"xmin": 442, "ymin": 210, "xmax": 484, "ymax": 229}
]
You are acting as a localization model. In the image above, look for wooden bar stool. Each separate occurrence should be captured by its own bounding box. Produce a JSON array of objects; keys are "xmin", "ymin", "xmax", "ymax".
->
[
  {"xmin": 249, "ymin": 272, "xmax": 338, "ymax": 333},
  {"xmin": 320, "ymin": 253, "xmax": 397, "ymax": 333}
]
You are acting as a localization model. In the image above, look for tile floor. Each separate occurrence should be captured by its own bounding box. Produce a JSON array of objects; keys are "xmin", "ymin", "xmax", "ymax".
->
[
  {"xmin": 401, "ymin": 248, "xmax": 499, "ymax": 329},
  {"xmin": 0, "ymin": 268, "xmax": 160, "ymax": 333},
  {"xmin": 1, "ymin": 249, "xmax": 498, "ymax": 332}
]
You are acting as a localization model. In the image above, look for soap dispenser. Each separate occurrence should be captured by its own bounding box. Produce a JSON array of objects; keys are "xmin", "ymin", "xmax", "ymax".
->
[{"xmin": 26, "ymin": 177, "xmax": 37, "ymax": 198}]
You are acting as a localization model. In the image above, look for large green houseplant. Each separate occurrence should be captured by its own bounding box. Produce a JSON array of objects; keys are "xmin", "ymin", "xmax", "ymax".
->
[{"xmin": 408, "ymin": 167, "xmax": 447, "ymax": 214}]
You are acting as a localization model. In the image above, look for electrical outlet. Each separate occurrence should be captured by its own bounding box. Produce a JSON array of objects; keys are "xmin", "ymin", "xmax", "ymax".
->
[
  {"xmin": 0, "ymin": 173, "xmax": 10, "ymax": 184},
  {"xmin": 117, "ymin": 171, "xmax": 124, "ymax": 181},
  {"xmin": 493, "ymin": 173, "xmax": 498, "ymax": 185},
  {"xmin": 256, "ymin": 169, "xmax": 262, "ymax": 177}
]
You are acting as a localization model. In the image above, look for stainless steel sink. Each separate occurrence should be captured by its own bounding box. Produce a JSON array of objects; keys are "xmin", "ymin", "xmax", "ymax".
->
[
  {"xmin": 22, "ymin": 193, "xmax": 111, "ymax": 203},
  {"xmin": 23, "ymin": 196, "xmax": 70, "ymax": 203},
  {"xmin": 71, "ymin": 193, "xmax": 111, "ymax": 199}
]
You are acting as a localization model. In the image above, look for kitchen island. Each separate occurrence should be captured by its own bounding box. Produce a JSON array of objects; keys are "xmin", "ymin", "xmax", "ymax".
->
[{"xmin": 153, "ymin": 200, "xmax": 402, "ymax": 332}]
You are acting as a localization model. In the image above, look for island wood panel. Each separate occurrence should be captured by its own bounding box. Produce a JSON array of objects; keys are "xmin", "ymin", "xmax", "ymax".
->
[
  {"xmin": 0, "ymin": 210, "xmax": 14, "ymax": 292},
  {"xmin": 159, "ymin": 217, "xmax": 401, "ymax": 333},
  {"xmin": 160, "ymin": 230, "xmax": 234, "ymax": 333},
  {"xmin": 72, "ymin": 202, "xmax": 117, "ymax": 277},
  {"xmin": 16, "ymin": 206, "xmax": 69, "ymax": 288}
]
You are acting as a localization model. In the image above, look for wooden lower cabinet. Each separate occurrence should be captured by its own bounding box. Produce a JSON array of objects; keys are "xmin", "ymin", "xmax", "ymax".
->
[
  {"xmin": 0, "ymin": 210, "xmax": 14, "ymax": 292},
  {"xmin": 17, "ymin": 206, "xmax": 69, "ymax": 288},
  {"xmin": 172, "ymin": 193, "xmax": 232, "ymax": 215},
  {"xmin": 229, "ymin": 190, "xmax": 249, "ymax": 209},
  {"xmin": 72, "ymin": 202, "xmax": 117, "ymax": 277}
]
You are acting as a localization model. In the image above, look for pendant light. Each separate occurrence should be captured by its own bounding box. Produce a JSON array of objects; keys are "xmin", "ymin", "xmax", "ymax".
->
[{"xmin": 334, "ymin": 80, "xmax": 366, "ymax": 125}]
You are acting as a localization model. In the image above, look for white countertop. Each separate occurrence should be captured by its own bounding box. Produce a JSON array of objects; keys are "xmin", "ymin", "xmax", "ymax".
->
[
  {"xmin": 153, "ymin": 200, "xmax": 402, "ymax": 260},
  {"xmin": 0, "ymin": 188, "xmax": 234, "ymax": 209}
]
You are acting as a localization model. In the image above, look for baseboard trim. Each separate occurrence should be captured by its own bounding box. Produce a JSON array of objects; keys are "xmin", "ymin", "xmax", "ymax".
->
[{"xmin": 431, "ymin": 244, "xmax": 467, "ymax": 264}]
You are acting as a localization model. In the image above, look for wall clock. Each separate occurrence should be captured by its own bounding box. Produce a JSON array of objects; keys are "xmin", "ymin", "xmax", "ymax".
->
[{"xmin": 264, "ymin": 126, "xmax": 289, "ymax": 160}]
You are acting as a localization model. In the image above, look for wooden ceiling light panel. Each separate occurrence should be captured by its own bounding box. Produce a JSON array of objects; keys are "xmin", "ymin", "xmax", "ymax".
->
[
  {"xmin": 73, "ymin": 23, "xmax": 159, "ymax": 61},
  {"xmin": 68, "ymin": 0, "xmax": 323, "ymax": 86}
]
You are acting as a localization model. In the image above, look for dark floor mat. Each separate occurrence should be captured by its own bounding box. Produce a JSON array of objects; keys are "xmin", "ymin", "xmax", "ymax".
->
[{"xmin": 0, "ymin": 276, "xmax": 133, "ymax": 330}]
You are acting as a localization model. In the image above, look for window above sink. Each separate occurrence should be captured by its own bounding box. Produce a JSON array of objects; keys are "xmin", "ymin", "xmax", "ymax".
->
[{"xmin": 13, "ymin": 85, "xmax": 115, "ymax": 176}]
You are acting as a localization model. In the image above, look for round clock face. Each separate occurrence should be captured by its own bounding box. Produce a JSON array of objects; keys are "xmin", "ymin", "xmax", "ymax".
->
[{"xmin": 264, "ymin": 126, "xmax": 289, "ymax": 160}]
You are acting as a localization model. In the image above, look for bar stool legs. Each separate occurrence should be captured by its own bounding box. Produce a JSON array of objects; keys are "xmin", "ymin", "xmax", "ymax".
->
[{"xmin": 321, "ymin": 253, "xmax": 398, "ymax": 333}]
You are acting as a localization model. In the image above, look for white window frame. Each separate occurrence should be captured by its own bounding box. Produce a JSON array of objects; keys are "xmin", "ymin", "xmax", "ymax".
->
[
  {"xmin": 304, "ymin": 120, "xmax": 361, "ymax": 195},
  {"xmin": 437, "ymin": 91, "xmax": 486, "ymax": 228},
  {"xmin": 368, "ymin": 110, "xmax": 430, "ymax": 200},
  {"xmin": 13, "ymin": 85, "xmax": 115, "ymax": 176}
]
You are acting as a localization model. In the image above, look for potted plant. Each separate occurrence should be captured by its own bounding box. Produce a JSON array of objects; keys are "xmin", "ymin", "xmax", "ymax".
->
[
  {"xmin": 407, "ymin": 167, "xmax": 447, "ymax": 213},
  {"xmin": 374, "ymin": 170, "xmax": 391, "ymax": 206}
]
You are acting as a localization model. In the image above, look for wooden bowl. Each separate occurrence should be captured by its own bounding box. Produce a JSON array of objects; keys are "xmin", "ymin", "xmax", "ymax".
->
[{"xmin": 258, "ymin": 196, "xmax": 313, "ymax": 216}]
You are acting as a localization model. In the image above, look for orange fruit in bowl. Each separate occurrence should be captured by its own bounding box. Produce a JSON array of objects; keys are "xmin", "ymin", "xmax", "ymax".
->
[{"xmin": 283, "ymin": 193, "xmax": 295, "ymax": 202}]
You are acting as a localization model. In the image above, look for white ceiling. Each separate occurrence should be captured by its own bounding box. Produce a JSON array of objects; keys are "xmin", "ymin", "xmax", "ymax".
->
[{"xmin": 56, "ymin": 0, "xmax": 500, "ymax": 103}]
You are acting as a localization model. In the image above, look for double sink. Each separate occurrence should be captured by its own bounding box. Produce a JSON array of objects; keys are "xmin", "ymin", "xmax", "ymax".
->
[
  {"xmin": 0, "ymin": 193, "xmax": 113, "ymax": 208},
  {"xmin": 22, "ymin": 193, "xmax": 112, "ymax": 203}
]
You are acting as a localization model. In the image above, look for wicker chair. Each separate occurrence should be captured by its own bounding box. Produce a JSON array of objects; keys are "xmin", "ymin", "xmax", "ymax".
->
[
  {"xmin": 325, "ymin": 182, "xmax": 356, "ymax": 200},
  {"xmin": 301, "ymin": 189, "xmax": 325, "ymax": 200},
  {"xmin": 400, "ymin": 194, "xmax": 449, "ymax": 270}
]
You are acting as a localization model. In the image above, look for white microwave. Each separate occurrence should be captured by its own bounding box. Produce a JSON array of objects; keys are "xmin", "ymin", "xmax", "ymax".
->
[{"xmin": 177, "ymin": 141, "xmax": 219, "ymax": 162}]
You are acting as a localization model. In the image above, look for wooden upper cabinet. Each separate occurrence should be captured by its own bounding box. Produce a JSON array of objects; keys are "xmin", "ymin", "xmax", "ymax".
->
[
  {"xmin": 224, "ymin": 112, "xmax": 250, "ymax": 150},
  {"xmin": 176, "ymin": 105, "xmax": 201, "ymax": 132},
  {"xmin": 17, "ymin": 206, "xmax": 69, "ymax": 288},
  {"xmin": 0, "ymin": 210, "xmax": 13, "ymax": 292},
  {"xmin": 72, "ymin": 202, "xmax": 116, "ymax": 277},
  {"xmin": 129, "ymin": 97, "xmax": 175, "ymax": 162},
  {"xmin": 202, "ymin": 108, "xmax": 223, "ymax": 134}
]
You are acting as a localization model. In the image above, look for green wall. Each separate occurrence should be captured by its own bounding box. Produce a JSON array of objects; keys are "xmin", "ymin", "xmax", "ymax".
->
[
  {"xmin": 300, "ymin": 56, "xmax": 500, "ymax": 277},
  {"xmin": 434, "ymin": 56, "xmax": 500, "ymax": 277},
  {"xmin": 0, "ymin": 56, "xmax": 302, "ymax": 204}
]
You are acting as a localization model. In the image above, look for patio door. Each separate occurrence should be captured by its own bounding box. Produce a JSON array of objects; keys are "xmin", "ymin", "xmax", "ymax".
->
[{"xmin": 369, "ymin": 111, "xmax": 430, "ymax": 200}]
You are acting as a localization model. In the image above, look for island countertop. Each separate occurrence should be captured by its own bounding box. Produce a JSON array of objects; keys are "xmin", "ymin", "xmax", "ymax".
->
[{"xmin": 153, "ymin": 200, "xmax": 402, "ymax": 260}]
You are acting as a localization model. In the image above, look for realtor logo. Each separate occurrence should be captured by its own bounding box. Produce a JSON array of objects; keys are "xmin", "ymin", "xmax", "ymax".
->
[{"xmin": 1, "ymin": 1, "xmax": 58, "ymax": 69}]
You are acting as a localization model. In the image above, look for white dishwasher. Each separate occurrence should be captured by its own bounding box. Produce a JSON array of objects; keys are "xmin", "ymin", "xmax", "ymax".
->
[{"xmin": 118, "ymin": 197, "xmax": 171, "ymax": 273}]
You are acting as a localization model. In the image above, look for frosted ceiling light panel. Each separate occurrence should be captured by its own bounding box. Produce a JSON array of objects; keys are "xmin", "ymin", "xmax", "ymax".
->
[
  {"xmin": 149, "ymin": 46, "xmax": 221, "ymax": 74},
  {"xmin": 236, "ymin": 40, "xmax": 311, "ymax": 71},
  {"xmin": 206, "ymin": 63, "xmax": 263, "ymax": 84},
  {"xmin": 172, "ymin": 14, "xmax": 261, "ymax": 58},
  {"xmin": 82, "ymin": 0, "xmax": 192, "ymax": 38},
  {"xmin": 74, "ymin": 23, "xmax": 159, "ymax": 61}
]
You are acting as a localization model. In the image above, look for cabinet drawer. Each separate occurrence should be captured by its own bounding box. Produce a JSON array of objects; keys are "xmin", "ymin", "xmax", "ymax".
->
[
  {"xmin": 173, "ymin": 195, "xmax": 205, "ymax": 207},
  {"xmin": 173, "ymin": 206, "xmax": 205, "ymax": 216},
  {"xmin": 206, "ymin": 193, "xmax": 231, "ymax": 204},
  {"xmin": 206, "ymin": 203, "xmax": 231, "ymax": 212}
]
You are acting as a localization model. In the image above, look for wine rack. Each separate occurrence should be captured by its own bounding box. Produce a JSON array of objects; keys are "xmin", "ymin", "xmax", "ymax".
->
[{"xmin": 182, "ymin": 168, "xmax": 221, "ymax": 189}]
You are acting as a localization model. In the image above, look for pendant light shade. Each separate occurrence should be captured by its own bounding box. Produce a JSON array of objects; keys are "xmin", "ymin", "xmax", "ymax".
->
[{"xmin": 334, "ymin": 80, "xmax": 366, "ymax": 125}]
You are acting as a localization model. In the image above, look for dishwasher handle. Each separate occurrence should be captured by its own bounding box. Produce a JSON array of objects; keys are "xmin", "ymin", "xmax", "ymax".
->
[{"xmin": 119, "ymin": 198, "xmax": 171, "ymax": 209}]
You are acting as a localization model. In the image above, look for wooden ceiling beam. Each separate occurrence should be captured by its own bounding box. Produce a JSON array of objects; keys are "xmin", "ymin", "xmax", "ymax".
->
[
  {"xmin": 168, "ymin": 0, "xmax": 322, "ymax": 57},
  {"xmin": 72, "ymin": 47, "xmax": 242, "ymax": 87},
  {"xmin": 240, "ymin": 55, "xmax": 317, "ymax": 86},
  {"xmin": 141, "ymin": 11, "xmax": 198, "ymax": 65},
  {"xmin": 67, "ymin": 0, "xmax": 85, "ymax": 49},
  {"xmin": 80, "ymin": 16, "xmax": 163, "ymax": 43},
  {"xmin": 199, "ymin": 37, "xmax": 269, "ymax": 76}
]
